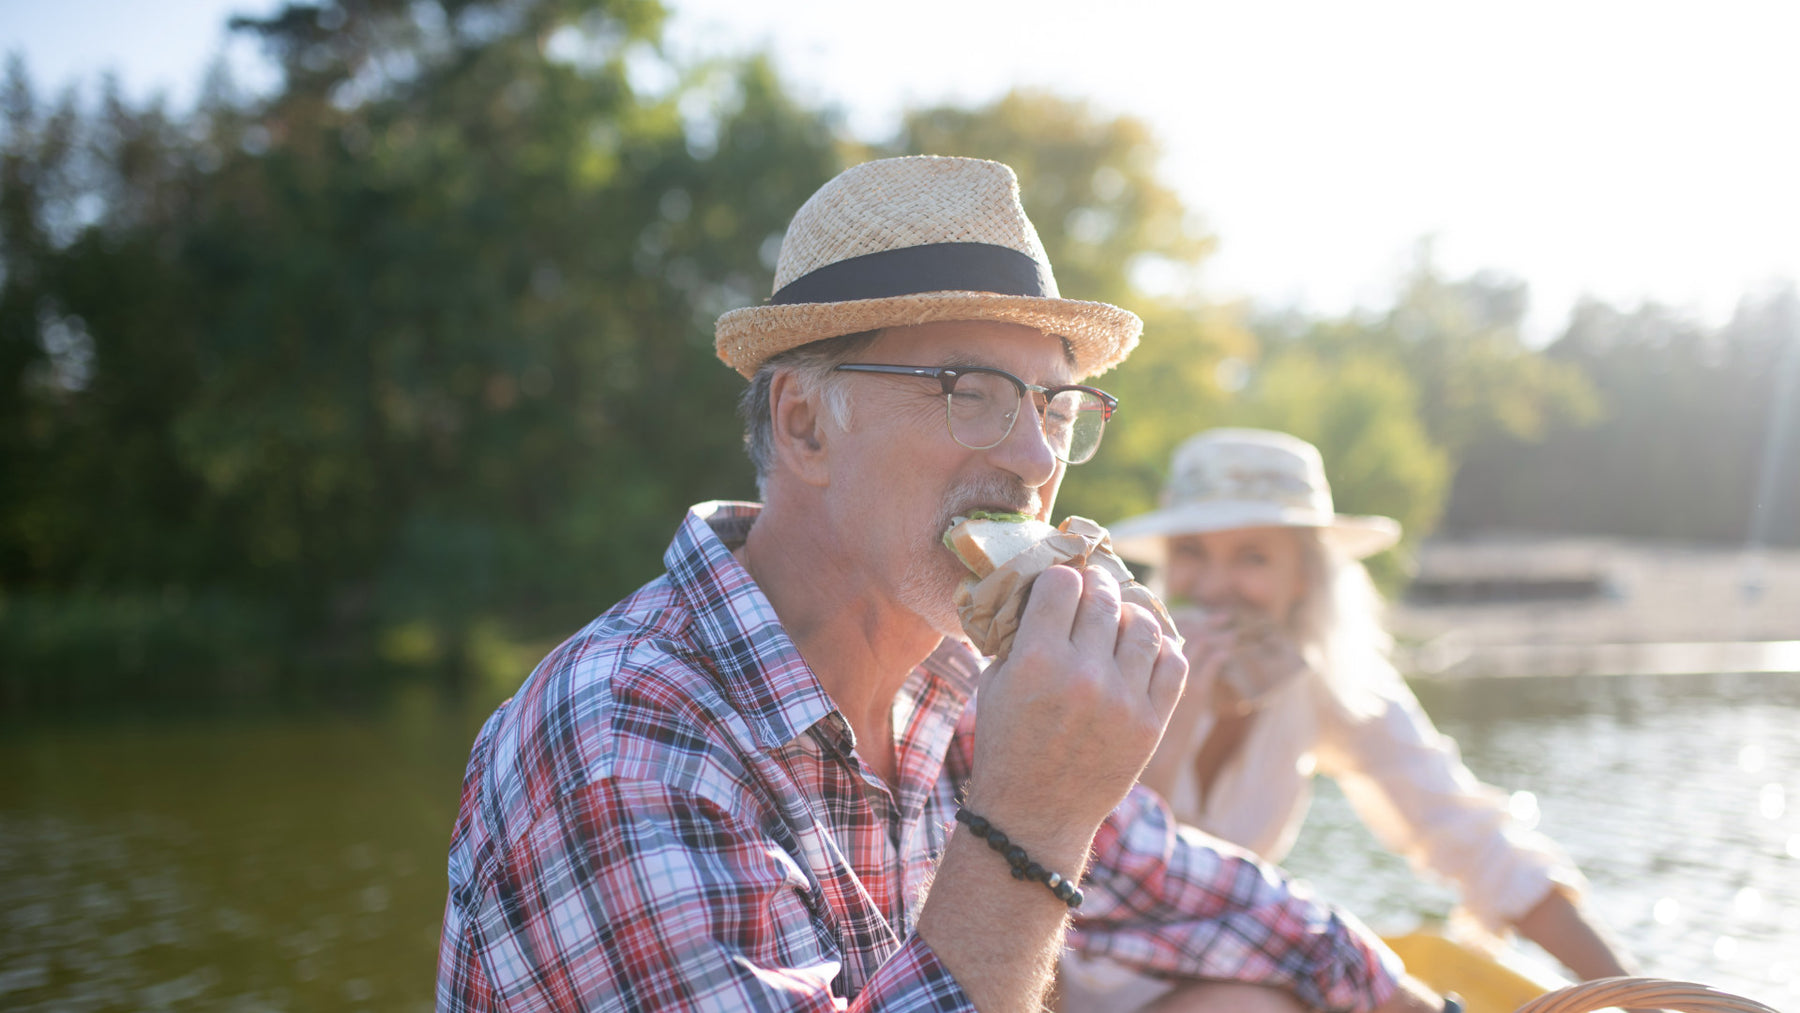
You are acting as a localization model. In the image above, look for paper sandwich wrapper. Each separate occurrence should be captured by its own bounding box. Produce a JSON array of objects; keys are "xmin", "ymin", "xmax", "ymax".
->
[{"xmin": 953, "ymin": 516, "xmax": 1180, "ymax": 660}]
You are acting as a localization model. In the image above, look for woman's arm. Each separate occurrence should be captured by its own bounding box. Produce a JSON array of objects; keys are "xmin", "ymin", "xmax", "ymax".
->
[
  {"xmin": 1314, "ymin": 669, "xmax": 1641, "ymax": 980},
  {"xmin": 1513, "ymin": 888, "xmax": 1637, "ymax": 980}
]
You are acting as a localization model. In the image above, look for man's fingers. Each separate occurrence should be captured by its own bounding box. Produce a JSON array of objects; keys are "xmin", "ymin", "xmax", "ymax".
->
[
  {"xmin": 1069, "ymin": 565, "xmax": 1124, "ymax": 652},
  {"xmin": 1146, "ymin": 629, "xmax": 1190, "ymax": 723},
  {"xmin": 1015, "ymin": 564, "xmax": 1083, "ymax": 642},
  {"xmin": 1112, "ymin": 602, "xmax": 1164, "ymax": 673},
  {"xmin": 1121, "ymin": 582, "xmax": 1181, "ymax": 643},
  {"xmin": 1116, "ymin": 599, "xmax": 1187, "ymax": 721}
]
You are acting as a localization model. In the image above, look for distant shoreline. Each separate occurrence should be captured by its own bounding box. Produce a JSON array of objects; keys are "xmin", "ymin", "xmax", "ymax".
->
[
  {"xmin": 1390, "ymin": 534, "xmax": 1800, "ymax": 678},
  {"xmin": 1398, "ymin": 637, "xmax": 1800, "ymax": 680}
]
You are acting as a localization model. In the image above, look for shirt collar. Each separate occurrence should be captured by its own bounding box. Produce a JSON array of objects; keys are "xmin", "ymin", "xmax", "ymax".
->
[
  {"xmin": 666, "ymin": 501, "xmax": 981, "ymax": 754},
  {"xmin": 666, "ymin": 501, "xmax": 840, "ymax": 751}
]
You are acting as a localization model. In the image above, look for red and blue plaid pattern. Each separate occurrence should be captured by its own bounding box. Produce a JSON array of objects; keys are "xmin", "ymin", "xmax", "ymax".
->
[{"xmin": 437, "ymin": 502, "xmax": 1400, "ymax": 1011}]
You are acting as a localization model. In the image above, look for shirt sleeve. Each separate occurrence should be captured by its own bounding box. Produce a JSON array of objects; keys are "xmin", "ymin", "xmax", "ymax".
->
[
  {"xmin": 1312, "ymin": 668, "xmax": 1587, "ymax": 932},
  {"xmin": 1069, "ymin": 788, "xmax": 1403, "ymax": 1013},
  {"xmin": 437, "ymin": 775, "xmax": 974, "ymax": 1013}
]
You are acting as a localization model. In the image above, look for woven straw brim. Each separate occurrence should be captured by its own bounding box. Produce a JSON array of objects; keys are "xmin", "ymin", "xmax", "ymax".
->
[
  {"xmin": 1108, "ymin": 503, "xmax": 1402, "ymax": 568},
  {"xmin": 715, "ymin": 291, "xmax": 1143, "ymax": 380}
]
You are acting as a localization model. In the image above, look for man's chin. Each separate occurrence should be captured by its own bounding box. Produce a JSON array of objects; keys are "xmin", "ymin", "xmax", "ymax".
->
[{"xmin": 896, "ymin": 554, "xmax": 969, "ymax": 641}]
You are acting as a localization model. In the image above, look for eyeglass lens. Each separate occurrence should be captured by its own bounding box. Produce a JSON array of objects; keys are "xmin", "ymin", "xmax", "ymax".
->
[{"xmin": 947, "ymin": 371, "xmax": 1109, "ymax": 464}]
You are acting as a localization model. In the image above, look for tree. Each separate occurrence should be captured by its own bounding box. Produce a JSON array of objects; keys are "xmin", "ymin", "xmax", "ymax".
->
[
  {"xmin": 1445, "ymin": 284, "xmax": 1800, "ymax": 544},
  {"xmin": 1259, "ymin": 244, "xmax": 1598, "ymax": 457},
  {"xmin": 1240, "ymin": 246, "xmax": 1600, "ymax": 565},
  {"xmin": 1235, "ymin": 351, "xmax": 1449, "ymax": 544},
  {"xmin": 0, "ymin": 1, "xmax": 845, "ymax": 709}
]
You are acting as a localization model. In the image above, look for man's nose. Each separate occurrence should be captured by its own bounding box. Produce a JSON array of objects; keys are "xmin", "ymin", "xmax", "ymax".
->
[{"xmin": 988, "ymin": 405, "xmax": 1060, "ymax": 488}]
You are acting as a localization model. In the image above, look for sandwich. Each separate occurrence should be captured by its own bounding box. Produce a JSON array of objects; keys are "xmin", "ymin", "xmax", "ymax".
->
[
  {"xmin": 943, "ymin": 511, "xmax": 1176, "ymax": 658},
  {"xmin": 1164, "ymin": 602, "xmax": 1309, "ymax": 714},
  {"xmin": 944, "ymin": 511, "xmax": 1121, "ymax": 580}
]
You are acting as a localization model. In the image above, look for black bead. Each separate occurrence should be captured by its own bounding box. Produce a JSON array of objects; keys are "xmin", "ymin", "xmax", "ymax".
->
[{"xmin": 955, "ymin": 806, "xmax": 1082, "ymax": 908}]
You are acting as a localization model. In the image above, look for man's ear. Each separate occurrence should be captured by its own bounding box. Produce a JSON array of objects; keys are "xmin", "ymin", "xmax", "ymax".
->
[{"xmin": 767, "ymin": 370, "xmax": 833, "ymax": 487}]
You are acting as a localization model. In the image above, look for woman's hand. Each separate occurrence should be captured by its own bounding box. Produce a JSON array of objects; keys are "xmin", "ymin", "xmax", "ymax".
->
[{"xmin": 1137, "ymin": 606, "xmax": 1236, "ymax": 800}]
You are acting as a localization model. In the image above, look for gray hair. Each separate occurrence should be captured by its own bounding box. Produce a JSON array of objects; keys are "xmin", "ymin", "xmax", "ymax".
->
[{"xmin": 738, "ymin": 330, "xmax": 882, "ymax": 498}]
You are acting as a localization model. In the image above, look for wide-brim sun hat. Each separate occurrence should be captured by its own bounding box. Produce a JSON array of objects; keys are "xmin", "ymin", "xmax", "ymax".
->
[
  {"xmin": 1108, "ymin": 428, "xmax": 1402, "ymax": 567},
  {"xmin": 714, "ymin": 155, "xmax": 1143, "ymax": 379}
]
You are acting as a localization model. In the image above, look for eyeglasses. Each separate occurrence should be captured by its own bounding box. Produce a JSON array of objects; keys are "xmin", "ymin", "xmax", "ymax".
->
[{"xmin": 833, "ymin": 363, "xmax": 1119, "ymax": 465}]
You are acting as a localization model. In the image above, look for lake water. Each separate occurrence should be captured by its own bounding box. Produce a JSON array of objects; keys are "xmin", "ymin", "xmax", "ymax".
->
[{"xmin": 2, "ymin": 671, "xmax": 1796, "ymax": 1011}]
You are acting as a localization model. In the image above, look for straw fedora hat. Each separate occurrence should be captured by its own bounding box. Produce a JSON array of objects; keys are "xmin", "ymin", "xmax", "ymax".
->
[
  {"xmin": 714, "ymin": 155, "xmax": 1143, "ymax": 379},
  {"xmin": 1109, "ymin": 428, "xmax": 1402, "ymax": 566}
]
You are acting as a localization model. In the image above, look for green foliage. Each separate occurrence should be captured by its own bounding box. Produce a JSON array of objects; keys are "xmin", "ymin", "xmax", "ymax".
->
[
  {"xmin": 1234, "ymin": 245, "xmax": 1605, "ymax": 578},
  {"xmin": 0, "ymin": 590, "xmax": 282, "ymax": 711},
  {"xmin": 1, "ymin": 0, "xmax": 842, "ymax": 708},
  {"xmin": 4, "ymin": 15, "xmax": 1792, "ymax": 714},
  {"xmin": 1229, "ymin": 350, "xmax": 1450, "ymax": 586},
  {"xmin": 1445, "ymin": 285, "xmax": 1800, "ymax": 544},
  {"xmin": 893, "ymin": 90, "xmax": 1212, "ymax": 309},
  {"xmin": 1257, "ymin": 246, "xmax": 1599, "ymax": 458},
  {"xmin": 1236, "ymin": 352, "xmax": 1449, "ymax": 537},
  {"xmin": 1070, "ymin": 300, "xmax": 1257, "ymax": 525}
]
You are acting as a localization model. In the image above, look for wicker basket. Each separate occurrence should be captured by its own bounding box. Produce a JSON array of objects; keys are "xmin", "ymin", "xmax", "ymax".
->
[{"xmin": 1511, "ymin": 976, "xmax": 1781, "ymax": 1013}]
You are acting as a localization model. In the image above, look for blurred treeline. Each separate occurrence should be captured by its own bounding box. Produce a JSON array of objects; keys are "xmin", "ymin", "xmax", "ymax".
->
[{"xmin": 3, "ymin": 0, "xmax": 1796, "ymax": 714}]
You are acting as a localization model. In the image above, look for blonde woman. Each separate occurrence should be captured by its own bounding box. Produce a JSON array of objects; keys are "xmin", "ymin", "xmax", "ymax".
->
[{"xmin": 1060, "ymin": 428, "xmax": 1638, "ymax": 1013}]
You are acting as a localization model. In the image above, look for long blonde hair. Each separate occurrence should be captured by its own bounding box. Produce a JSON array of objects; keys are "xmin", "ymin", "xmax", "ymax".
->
[{"xmin": 1288, "ymin": 528, "xmax": 1397, "ymax": 720}]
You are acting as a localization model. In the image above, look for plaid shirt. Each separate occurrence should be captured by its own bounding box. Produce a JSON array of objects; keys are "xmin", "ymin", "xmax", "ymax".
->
[{"xmin": 437, "ymin": 502, "xmax": 1401, "ymax": 1012}]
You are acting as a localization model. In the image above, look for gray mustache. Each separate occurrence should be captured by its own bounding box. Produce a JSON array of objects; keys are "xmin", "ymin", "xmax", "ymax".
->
[{"xmin": 940, "ymin": 475, "xmax": 1041, "ymax": 532}]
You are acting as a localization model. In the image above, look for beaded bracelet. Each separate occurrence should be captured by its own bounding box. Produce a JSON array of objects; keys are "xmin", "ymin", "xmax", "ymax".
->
[{"xmin": 954, "ymin": 806, "xmax": 1084, "ymax": 908}]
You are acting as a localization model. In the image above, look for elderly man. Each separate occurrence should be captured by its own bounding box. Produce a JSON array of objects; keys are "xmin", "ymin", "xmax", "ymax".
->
[{"xmin": 437, "ymin": 156, "xmax": 1442, "ymax": 1013}]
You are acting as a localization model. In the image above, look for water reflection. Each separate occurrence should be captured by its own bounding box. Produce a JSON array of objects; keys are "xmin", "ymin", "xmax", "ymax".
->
[
  {"xmin": 0, "ymin": 686, "xmax": 485, "ymax": 1012},
  {"xmin": 1, "ymin": 673, "xmax": 1795, "ymax": 1010},
  {"xmin": 1284, "ymin": 670, "xmax": 1800, "ymax": 1010}
]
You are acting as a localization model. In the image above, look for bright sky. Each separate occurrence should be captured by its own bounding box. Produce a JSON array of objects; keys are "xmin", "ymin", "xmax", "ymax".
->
[{"xmin": 7, "ymin": 0, "xmax": 1798, "ymax": 344}]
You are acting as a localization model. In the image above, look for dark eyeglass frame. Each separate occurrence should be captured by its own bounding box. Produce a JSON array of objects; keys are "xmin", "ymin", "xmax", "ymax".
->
[{"xmin": 832, "ymin": 362, "xmax": 1119, "ymax": 464}]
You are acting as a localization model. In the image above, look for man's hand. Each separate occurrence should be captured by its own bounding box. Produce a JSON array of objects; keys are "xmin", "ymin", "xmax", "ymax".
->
[
  {"xmin": 919, "ymin": 563, "xmax": 1187, "ymax": 1013},
  {"xmin": 965, "ymin": 563, "xmax": 1188, "ymax": 848}
]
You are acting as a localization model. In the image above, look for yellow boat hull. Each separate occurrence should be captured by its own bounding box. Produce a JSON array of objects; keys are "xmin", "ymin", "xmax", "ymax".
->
[{"xmin": 1382, "ymin": 929, "xmax": 1571, "ymax": 1013}]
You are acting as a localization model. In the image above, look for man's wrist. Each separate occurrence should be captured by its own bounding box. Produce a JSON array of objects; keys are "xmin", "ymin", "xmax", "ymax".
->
[{"xmin": 955, "ymin": 805, "xmax": 1085, "ymax": 907}]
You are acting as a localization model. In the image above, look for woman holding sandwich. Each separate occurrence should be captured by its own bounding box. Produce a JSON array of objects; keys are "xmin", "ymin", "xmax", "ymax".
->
[{"xmin": 1058, "ymin": 427, "xmax": 1640, "ymax": 1013}]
